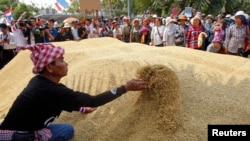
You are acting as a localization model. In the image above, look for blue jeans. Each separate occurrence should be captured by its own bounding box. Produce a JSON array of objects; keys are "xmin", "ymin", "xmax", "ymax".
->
[{"xmin": 47, "ymin": 124, "xmax": 74, "ymax": 141}]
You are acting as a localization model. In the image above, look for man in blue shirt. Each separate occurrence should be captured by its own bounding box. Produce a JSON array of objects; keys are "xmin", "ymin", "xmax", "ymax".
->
[{"xmin": 43, "ymin": 19, "xmax": 58, "ymax": 42}]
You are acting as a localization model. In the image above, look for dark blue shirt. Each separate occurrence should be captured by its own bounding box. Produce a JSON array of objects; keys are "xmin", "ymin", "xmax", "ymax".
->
[{"xmin": 44, "ymin": 27, "xmax": 58, "ymax": 42}]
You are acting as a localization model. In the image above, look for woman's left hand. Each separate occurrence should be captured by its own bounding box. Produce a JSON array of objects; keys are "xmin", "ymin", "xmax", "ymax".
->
[{"xmin": 83, "ymin": 107, "xmax": 97, "ymax": 114}]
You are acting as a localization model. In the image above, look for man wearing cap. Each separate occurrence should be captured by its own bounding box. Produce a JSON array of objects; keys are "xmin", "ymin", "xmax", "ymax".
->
[
  {"xmin": 78, "ymin": 20, "xmax": 88, "ymax": 40},
  {"xmin": 201, "ymin": 13, "xmax": 206, "ymax": 25},
  {"xmin": 43, "ymin": 19, "xmax": 58, "ymax": 43},
  {"xmin": 150, "ymin": 14, "xmax": 158, "ymax": 28},
  {"xmin": 71, "ymin": 20, "xmax": 81, "ymax": 41},
  {"xmin": 0, "ymin": 43, "xmax": 149, "ymax": 140},
  {"xmin": 0, "ymin": 23, "xmax": 16, "ymax": 69},
  {"xmin": 121, "ymin": 17, "xmax": 132, "ymax": 43}
]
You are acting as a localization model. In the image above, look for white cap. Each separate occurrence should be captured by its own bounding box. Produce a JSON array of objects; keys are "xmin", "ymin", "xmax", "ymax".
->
[
  {"xmin": 152, "ymin": 14, "xmax": 157, "ymax": 18},
  {"xmin": 225, "ymin": 14, "xmax": 231, "ymax": 18}
]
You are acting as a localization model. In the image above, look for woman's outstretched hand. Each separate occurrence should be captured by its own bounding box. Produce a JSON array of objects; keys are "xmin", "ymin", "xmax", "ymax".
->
[{"xmin": 124, "ymin": 79, "xmax": 149, "ymax": 91}]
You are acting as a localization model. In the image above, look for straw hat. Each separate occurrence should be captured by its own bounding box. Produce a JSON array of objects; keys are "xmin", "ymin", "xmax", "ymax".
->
[
  {"xmin": 178, "ymin": 15, "xmax": 187, "ymax": 21},
  {"xmin": 206, "ymin": 14, "xmax": 214, "ymax": 20},
  {"xmin": 63, "ymin": 22, "xmax": 72, "ymax": 28},
  {"xmin": 132, "ymin": 18, "xmax": 140, "ymax": 25}
]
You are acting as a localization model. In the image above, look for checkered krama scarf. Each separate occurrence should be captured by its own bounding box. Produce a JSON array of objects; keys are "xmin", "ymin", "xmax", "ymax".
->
[{"xmin": 17, "ymin": 43, "xmax": 64, "ymax": 74}]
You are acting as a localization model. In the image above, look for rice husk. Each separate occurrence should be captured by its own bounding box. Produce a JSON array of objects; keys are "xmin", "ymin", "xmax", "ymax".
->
[{"xmin": 0, "ymin": 37, "xmax": 250, "ymax": 141}]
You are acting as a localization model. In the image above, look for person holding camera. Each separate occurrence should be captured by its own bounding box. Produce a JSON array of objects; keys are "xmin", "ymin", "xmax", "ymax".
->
[
  {"xmin": 0, "ymin": 23, "xmax": 16, "ymax": 69},
  {"xmin": 43, "ymin": 19, "xmax": 58, "ymax": 43},
  {"xmin": 29, "ymin": 18, "xmax": 44, "ymax": 44}
]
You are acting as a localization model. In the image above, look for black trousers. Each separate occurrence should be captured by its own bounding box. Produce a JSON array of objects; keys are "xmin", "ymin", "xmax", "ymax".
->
[
  {"xmin": 155, "ymin": 43, "xmax": 164, "ymax": 47},
  {"xmin": 0, "ymin": 49, "xmax": 16, "ymax": 69},
  {"xmin": 228, "ymin": 48, "xmax": 249, "ymax": 58},
  {"xmin": 12, "ymin": 131, "xmax": 35, "ymax": 141}
]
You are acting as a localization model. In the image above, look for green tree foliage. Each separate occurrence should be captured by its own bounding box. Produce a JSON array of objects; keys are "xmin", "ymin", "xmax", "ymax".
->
[
  {"xmin": 224, "ymin": 0, "xmax": 250, "ymax": 14},
  {"xmin": 0, "ymin": 0, "xmax": 19, "ymax": 11},
  {"xmin": 102, "ymin": 0, "xmax": 127, "ymax": 17},
  {"xmin": 12, "ymin": 3, "xmax": 38, "ymax": 20},
  {"xmin": 0, "ymin": 0, "xmax": 38, "ymax": 20},
  {"xmin": 67, "ymin": 0, "xmax": 80, "ymax": 14},
  {"xmin": 132, "ymin": 0, "xmax": 250, "ymax": 17}
]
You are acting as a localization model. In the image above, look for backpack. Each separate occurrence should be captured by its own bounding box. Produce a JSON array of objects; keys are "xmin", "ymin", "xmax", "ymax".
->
[{"xmin": 174, "ymin": 26, "xmax": 184, "ymax": 46}]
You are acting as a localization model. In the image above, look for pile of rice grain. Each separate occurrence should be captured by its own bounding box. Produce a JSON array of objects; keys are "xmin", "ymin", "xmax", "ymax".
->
[{"xmin": 0, "ymin": 37, "xmax": 250, "ymax": 141}]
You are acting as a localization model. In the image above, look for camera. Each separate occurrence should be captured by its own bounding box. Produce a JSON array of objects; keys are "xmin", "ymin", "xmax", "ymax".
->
[
  {"xmin": 40, "ymin": 23, "xmax": 49, "ymax": 31},
  {"xmin": 21, "ymin": 19, "xmax": 32, "ymax": 26}
]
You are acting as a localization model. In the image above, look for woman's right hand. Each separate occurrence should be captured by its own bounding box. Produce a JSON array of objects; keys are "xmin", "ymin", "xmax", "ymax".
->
[{"xmin": 124, "ymin": 79, "xmax": 149, "ymax": 91}]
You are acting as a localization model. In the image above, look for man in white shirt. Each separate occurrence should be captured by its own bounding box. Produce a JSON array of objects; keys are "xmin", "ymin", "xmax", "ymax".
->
[
  {"xmin": 11, "ymin": 12, "xmax": 28, "ymax": 47},
  {"xmin": 71, "ymin": 21, "xmax": 81, "ymax": 41},
  {"xmin": 85, "ymin": 19, "xmax": 93, "ymax": 39},
  {"xmin": 0, "ymin": 23, "xmax": 16, "ymax": 69}
]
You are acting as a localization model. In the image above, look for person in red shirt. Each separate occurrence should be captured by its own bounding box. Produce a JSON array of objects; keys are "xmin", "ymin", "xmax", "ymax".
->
[{"xmin": 186, "ymin": 14, "xmax": 206, "ymax": 50}]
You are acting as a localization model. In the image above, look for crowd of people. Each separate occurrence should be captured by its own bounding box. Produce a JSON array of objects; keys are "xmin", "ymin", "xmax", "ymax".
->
[{"xmin": 0, "ymin": 10, "xmax": 250, "ymax": 69}]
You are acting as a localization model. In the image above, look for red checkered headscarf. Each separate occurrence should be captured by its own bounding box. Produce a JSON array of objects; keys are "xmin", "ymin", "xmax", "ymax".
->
[{"xmin": 17, "ymin": 43, "xmax": 64, "ymax": 74}]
